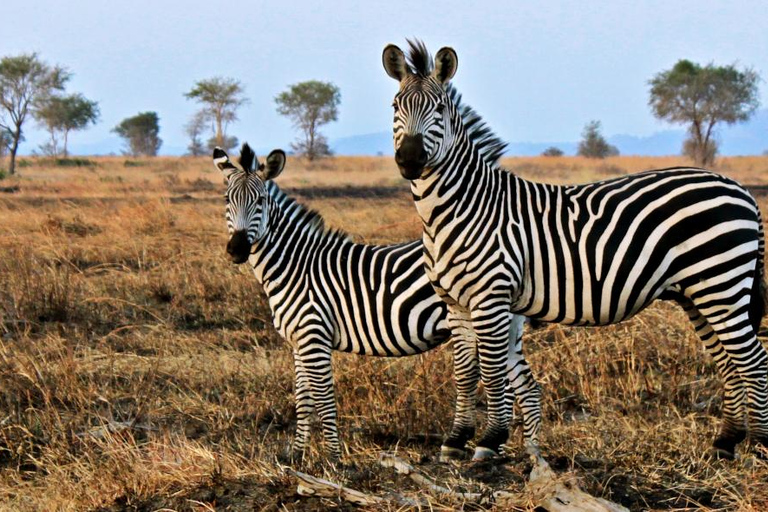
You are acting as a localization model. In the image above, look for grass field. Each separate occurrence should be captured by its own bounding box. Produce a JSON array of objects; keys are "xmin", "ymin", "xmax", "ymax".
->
[{"xmin": 1, "ymin": 154, "xmax": 768, "ymax": 511}]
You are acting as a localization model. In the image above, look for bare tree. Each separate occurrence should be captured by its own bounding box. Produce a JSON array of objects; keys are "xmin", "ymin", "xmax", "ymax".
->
[
  {"xmin": 184, "ymin": 110, "xmax": 207, "ymax": 156},
  {"xmin": 0, "ymin": 53, "xmax": 68, "ymax": 174}
]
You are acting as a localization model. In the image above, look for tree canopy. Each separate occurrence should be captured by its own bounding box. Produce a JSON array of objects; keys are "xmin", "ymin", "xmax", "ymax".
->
[
  {"xmin": 185, "ymin": 77, "xmax": 247, "ymax": 150},
  {"xmin": 0, "ymin": 53, "xmax": 68, "ymax": 173},
  {"xmin": 648, "ymin": 60, "xmax": 760, "ymax": 166},
  {"xmin": 577, "ymin": 120, "xmax": 618, "ymax": 158},
  {"xmin": 112, "ymin": 111, "xmax": 162, "ymax": 157},
  {"xmin": 35, "ymin": 93, "xmax": 99, "ymax": 156},
  {"xmin": 275, "ymin": 81, "xmax": 340, "ymax": 160}
]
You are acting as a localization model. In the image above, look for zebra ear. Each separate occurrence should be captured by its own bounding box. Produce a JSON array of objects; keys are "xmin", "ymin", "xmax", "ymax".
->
[
  {"xmin": 213, "ymin": 147, "xmax": 237, "ymax": 181},
  {"xmin": 433, "ymin": 47, "xmax": 458, "ymax": 84},
  {"xmin": 383, "ymin": 44, "xmax": 408, "ymax": 82},
  {"xmin": 259, "ymin": 149, "xmax": 286, "ymax": 181}
]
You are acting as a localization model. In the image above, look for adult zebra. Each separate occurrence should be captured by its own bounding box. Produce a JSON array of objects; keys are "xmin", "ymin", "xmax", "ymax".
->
[
  {"xmin": 382, "ymin": 40, "xmax": 768, "ymax": 460},
  {"xmin": 212, "ymin": 143, "xmax": 540, "ymax": 461}
]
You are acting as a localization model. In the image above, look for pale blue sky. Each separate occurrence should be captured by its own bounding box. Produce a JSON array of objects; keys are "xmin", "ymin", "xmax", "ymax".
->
[{"xmin": 4, "ymin": 0, "xmax": 766, "ymax": 155}]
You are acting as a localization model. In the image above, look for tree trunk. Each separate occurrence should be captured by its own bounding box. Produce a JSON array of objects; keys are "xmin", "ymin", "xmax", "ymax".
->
[
  {"xmin": 8, "ymin": 125, "xmax": 21, "ymax": 175},
  {"xmin": 63, "ymin": 129, "xmax": 69, "ymax": 157},
  {"xmin": 215, "ymin": 109, "xmax": 224, "ymax": 148}
]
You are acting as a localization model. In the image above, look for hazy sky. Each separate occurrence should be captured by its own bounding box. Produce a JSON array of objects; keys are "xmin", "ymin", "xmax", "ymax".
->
[{"xmin": 4, "ymin": 0, "xmax": 767, "ymax": 155}]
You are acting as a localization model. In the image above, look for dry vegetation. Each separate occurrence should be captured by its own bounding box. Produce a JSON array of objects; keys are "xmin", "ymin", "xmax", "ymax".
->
[{"xmin": 1, "ymin": 154, "xmax": 768, "ymax": 511}]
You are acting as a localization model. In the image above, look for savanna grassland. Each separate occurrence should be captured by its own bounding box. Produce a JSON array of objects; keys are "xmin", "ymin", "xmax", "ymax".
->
[{"xmin": 1, "ymin": 154, "xmax": 768, "ymax": 511}]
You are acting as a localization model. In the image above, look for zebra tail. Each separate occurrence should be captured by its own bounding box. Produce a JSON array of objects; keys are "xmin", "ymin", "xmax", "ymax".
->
[{"xmin": 750, "ymin": 203, "xmax": 767, "ymax": 335}]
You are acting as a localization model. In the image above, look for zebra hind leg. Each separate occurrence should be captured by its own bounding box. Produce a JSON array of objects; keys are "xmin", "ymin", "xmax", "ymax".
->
[
  {"xmin": 684, "ymin": 298, "xmax": 760, "ymax": 459},
  {"xmin": 440, "ymin": 312, "xmax": 479, "ymax": 461}
]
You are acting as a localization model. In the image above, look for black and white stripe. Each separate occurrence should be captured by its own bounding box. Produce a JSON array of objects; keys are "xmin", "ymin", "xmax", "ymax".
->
[
  {"xmin": 213, "ymin": 144, "xmax": 540, "ymax": 460},
  {"xmin": 383, "ymin": 40, "xmax": 768, "ymax": 459}
]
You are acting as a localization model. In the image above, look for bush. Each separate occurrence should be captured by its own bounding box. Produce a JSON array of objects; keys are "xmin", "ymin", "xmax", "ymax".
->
[
  {"xmin": 0, "ymin": 169, "xmax": 6, "ymax": 180},
  {"xmin": 542, "ymin": 146, "xmax": 564, "ymax": 157},
  {"xmin": 54, "ymin": 157, "xmax": 97, "ymax": 167},
  {"xmin": 124, "ymin": 160, "xmax": 148, "ymax": 167}
]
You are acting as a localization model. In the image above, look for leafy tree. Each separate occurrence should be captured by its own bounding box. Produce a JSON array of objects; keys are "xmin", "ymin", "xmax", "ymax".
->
[
  {"xmin": 185, "ymin": 77, "xmax": 247, "ymax": 149},
  {"xmin": 184, "ymin": 110, "xmax": 207, "ymax": 156},
  {"xmin": 275, "ymin": 80, "xmax": 340, "ymax": 160},
  {"xmin": 0, "ymin": 53, "xmax": 69, "ymax": 174},
  {"xmin": 648, "ymin": 60, "xmax": 760, "ymax": 166},
  {"xmin": 34, "ymin": 93, "xmax": 99, "ymax": 156},
  {"xmin": 541, "ymin": 146, "xmax": 564, "ymax": 157},
  {"xmin": 206, "ymin": 134, "xmax": 238, "ymax": 153},
  {"xmin": 112, "ymin": 111, "xmax": 162, "ymax": 157},
  {"xmin": 577, "ymin": 120, "xmax": 619, "ymax": 158}
]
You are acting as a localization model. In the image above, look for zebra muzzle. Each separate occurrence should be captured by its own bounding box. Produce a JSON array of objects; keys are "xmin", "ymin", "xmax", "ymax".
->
[
  {"xmin": 395, "ymin": 134, "xmax": 427, "ymax": 179},
  {"xmin": 226, "ymin": 230, "xmax": 251, "ymax": 264}
]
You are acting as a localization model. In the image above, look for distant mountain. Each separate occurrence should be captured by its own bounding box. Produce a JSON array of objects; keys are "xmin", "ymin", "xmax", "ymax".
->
[{"xmin": 330, "ymin": 109, "xmax": 768, "ymax": 157}]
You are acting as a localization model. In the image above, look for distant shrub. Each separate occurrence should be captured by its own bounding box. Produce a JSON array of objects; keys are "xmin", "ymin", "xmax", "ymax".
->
[
  {"xmin": 541, "ymin": 146, "xmax": 564, "ymax": 157},
  {"xmin": 0, "ymin": 169, "xmax": 6, "ymax": 180},
  {"xmin": 54, "ymin": 157, "xmax": 97, "ymax": 167},
  {"xmin": 577, "ymin": 120, "xmax": 619, "ymax": 159},
  {"xmin": 123, "ymin": 160, "xmax": 148, "ymax": 167},
  {"xmin": 16, "ymin": 159, "xmax": 32, "ymax": 168}
]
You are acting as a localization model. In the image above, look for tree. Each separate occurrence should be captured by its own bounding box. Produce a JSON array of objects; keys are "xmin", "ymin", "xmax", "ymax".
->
[
  {"xmin": 648, "ymin": 60, "xmax": 760, "ymax": 166},
  {"xmin": 34, "ymin": 93, "xmax": 99, "ymax": 156},
  {"xmin": 185, "ymin": 77, "xmax": 247, "ymax": 149},
  {"xmin": 275, "ymin": 80, "xmax": 340, "ymax": 160},
  {"xmin": 0, "ymin": 127, "xmax": 11, "ymax": 158},
  {"xmin": 577, "ymin": 120, "xmax": 619, "ymax": 158},
  {"xmin": 0, "ymin": 53, "xmax": 68, "ymax": 174},
  {"xmin": 184, "ymin": 110, "xmax": 207, "ymax": 156},
  {"xmin": 113, "ymin": 112, "xmax": 162, "ymax": 157},
  {"xmin": 541, "ymin": 146, "xmax": 564, "ymax": 157}
]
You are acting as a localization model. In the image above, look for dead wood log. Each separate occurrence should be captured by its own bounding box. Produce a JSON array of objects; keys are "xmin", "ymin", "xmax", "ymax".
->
[{"xmin": 287, "ymin": 468, "xmax": 423, "ymax": 507}]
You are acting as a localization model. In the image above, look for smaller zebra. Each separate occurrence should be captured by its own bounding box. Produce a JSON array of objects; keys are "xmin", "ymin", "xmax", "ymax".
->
[{"xmin": 213, "ymin": 144, "xmax": 541, "ymax": 461}]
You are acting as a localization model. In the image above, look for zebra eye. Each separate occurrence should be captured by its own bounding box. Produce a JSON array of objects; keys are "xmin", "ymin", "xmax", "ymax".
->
[
  {"xmin": 392, "ymin": 101, "xmax": 399, "ymax": 112},
  {"xmin": 436, "ymin": 103, "xmax": 445, "ymax": 114}
]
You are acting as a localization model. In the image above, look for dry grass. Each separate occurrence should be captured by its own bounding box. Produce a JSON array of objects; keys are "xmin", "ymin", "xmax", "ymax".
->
[{"xmin": 0, "ymin": 154, "xmax": 767, "ymax": 511}]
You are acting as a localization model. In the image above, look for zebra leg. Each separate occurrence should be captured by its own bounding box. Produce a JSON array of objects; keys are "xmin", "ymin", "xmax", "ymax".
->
[
  {"xmin": 295, "ymin": 341, "xmax": 342, "ymax": 460},
  {"xmin": 680, "ymin": 300, "xmax": 747, "ymax": 458},
  {"xmin": 440, "ymin": 310, "xmax": 479, "ymax": 461},
  {"xmin": 470, "ymin": 303, "xmax": 513, "ymax": 460},
  {"xmin": 507, "ymin": 314, "xmax": 542, "ymax": 456},
  {"xmin": 292, "ymin": 349, "xmax": 315, "ymax": 462}
]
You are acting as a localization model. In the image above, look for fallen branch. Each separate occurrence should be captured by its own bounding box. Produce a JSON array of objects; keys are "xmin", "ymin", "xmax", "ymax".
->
[
  {"xmin": 379, "ymin": 452, "xmax": 629, "ymax": 512},
  {"xmin": 286, "ymin": 468, "xmax": 423, "ymax": 507}
]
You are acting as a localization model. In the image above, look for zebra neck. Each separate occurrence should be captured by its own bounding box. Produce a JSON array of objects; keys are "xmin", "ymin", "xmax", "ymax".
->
[
  {"xmin": 249, "ymin": 184, "xmax": 343, "ymax": 293},
  {"xmin": 410, "ymin": 133, "xmax": 496, "ymax": 231}
]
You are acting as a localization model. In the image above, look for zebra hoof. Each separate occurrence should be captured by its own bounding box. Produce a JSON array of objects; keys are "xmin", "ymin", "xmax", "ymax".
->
[
  {"xmin": 472, "ymin": 446, "xmax": 499, "ymax": 461},
  {"xmin": 439, "ymin": 445, "xmax": 466, "ymax": 463}
]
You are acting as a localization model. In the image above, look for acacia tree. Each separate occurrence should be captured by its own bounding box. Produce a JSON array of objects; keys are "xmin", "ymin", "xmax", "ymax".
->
[
  {"xmin": 275, "ymin": 81, "xmax": 340, "ymax": 160},
  {"xmin": 185, "ymin": 77, "xmax": 247, "ymax": 150},
  {"xmin": 577, "ymin": 120, "xmax": 619, "ymax": 158},
  {"xmin": 113, "ymin": 112, "xmax": 162, "ymax": 157},
  {"xmin": 649, "ymin": 60, "xmax": 760, "ymax": 166},
  {"xmin": 35, "ymin": 93, "xmax": 99, "ymax": 156},
  {"xmin": 0, "ymin": 53, "xmax": 68, "ymax": 174}
]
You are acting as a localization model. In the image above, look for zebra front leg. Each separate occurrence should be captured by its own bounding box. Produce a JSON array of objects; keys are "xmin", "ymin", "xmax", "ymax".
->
[
  {"xmin": 470, "ymin": 301, "xmax": 513, "ymax": 460},
  {"xmin": 295, "ymin": 342, "xmax": 342, "ymax": 460},
  {"xmin": 291, "ymin": 349, "xmax": 315, "ymax": 462},
  {"xmin": 507, "ymin": 314, "xmax": 542, "ymax": 456},
  {"xmin": 440, "ymin": 309, "xmax": 479, "ymax": 462}
]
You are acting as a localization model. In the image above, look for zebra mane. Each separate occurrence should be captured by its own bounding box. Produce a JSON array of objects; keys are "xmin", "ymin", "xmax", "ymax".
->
[
  {"xmin": 405, "ymin": 39, "xmax": 433, "ymax": 77},
  {"xmin": 449, "ymin": 84, "xmax": 507, "ymax": 169},
  {"xmin": 264, "ymin": 181, "xmax": 351, "ymax": 243},
  {"xmin": 238, "ymin": 143, "xmax": 258, "ymax": 173}
]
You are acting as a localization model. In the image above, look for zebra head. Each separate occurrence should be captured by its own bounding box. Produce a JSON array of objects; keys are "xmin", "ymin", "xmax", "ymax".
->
[
  {"xmin": 213, "ymin": 143, "xmax": 286, "ymax": 264},
  {"xmin": 382, "ymin": 40, "xmax": 458, "ymax": 180}
]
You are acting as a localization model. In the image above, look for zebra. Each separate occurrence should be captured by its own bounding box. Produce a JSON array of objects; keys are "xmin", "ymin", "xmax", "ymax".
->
[
  {"xmin": 382, "ymin": 40, "xmax": 768, "ymax": 460},
  {"xmin": 212, "ymin": 143, "xmax": 541, "ymax": 461}
]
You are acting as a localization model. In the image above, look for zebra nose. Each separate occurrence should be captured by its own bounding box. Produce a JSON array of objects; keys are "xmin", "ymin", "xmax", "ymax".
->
[
  {"xmin": 226, "ymin": 230, "xmax": 251, "ymax": 264},
  {"xmin": 396, "ymin": 134, "xmax": 427, "ymax": 179}
]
